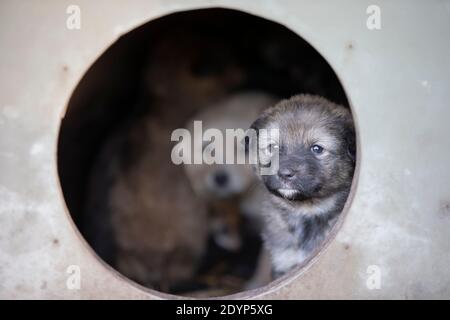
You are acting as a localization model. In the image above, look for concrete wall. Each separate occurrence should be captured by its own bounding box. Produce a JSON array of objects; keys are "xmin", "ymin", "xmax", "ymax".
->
[{"xmin": 1, "ymin": 0, "xmax": 449, "ymax": 299}]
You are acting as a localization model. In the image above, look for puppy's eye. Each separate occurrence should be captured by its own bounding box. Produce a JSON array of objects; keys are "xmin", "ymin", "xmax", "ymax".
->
[
  {"xmin": 268, "ymin": 143, "xmax": 279, "ymax": 154},
  {"xmin": 311, "ymin": 144, "xmax": 324, "ymax": 154}
]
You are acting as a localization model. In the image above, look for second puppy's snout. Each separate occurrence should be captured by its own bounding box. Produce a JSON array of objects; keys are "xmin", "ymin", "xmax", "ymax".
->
[{"xmin": 214, "ymin": 171, "xmax": 229, "ymax": 187}]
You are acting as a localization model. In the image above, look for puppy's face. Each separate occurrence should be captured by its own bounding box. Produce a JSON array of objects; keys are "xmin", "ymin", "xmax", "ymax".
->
[
  {"xmin": 184, "ymin": 93, "xmax": 275, "ymax": 200},
  {"xmin": 249, "ymin": 95, "xmax": 356, "ymax": 202},
  {"xmin": 186, "ymin": 159, "xmax": 255, "ymax": 200}
]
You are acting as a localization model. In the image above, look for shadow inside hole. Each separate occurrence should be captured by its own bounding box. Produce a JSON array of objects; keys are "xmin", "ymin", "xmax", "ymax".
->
[{"xmin": 57, "ymin": 8, "xmax": 349, "ymax": 297}]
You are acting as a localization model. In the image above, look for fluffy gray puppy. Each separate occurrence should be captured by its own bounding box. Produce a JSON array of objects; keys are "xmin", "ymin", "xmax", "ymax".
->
[{"xmin": 247, "ymin": 94, "xmax": 356, "ymax": 278}]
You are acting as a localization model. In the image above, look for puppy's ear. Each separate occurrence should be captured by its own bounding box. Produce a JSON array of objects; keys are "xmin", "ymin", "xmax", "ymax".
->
[
  {"xmin": 243, "ymin": 127, "xmax": 257, "ymax": 154},
  {"xmin": 243, "ymin": 118, "xmax": 263, "ymax": 154}
]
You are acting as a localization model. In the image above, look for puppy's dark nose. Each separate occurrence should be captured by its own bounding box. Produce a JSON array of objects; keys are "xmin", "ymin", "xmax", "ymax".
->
[
  {"xmin": 214, "ymin": 171, "xmax": 229, "ymax": 187},
  {"xmin": 278, "ymin": 168, "xmax": 296, "ymax": 179}
]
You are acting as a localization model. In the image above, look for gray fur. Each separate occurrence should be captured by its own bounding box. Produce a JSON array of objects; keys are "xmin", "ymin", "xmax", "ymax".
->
[{"xmin": 249, "ymin": 94, "xmax": 356, "ymax": 277}]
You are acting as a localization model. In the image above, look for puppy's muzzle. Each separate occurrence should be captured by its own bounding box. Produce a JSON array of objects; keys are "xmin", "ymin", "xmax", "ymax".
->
[
  {"xmin": 213, "ymin": 170, "xmax": 229, "ymax": 187},
  {"xmin": 277, "ymin": 167, "xmax": 297, "ymax": 180}
]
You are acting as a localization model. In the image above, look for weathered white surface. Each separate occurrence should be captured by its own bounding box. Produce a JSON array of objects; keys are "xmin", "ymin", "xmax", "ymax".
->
[{"xmin": 0, "ymin": 0, "xmax": 449, "ymax": 299}]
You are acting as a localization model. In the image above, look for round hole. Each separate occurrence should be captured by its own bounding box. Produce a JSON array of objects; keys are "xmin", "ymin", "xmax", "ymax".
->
[{"xmin": 57, "ymin": 8, "xmax": 355, "ymax": 298}]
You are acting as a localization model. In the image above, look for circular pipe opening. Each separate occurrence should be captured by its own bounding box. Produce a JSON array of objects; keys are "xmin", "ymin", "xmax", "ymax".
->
[{"xmin": 57, "ymin": 7, "xmax": 355, "ymax": 298}]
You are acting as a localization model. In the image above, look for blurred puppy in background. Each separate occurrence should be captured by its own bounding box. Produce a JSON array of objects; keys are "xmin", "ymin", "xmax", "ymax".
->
[
  {"xmin": 184, "ymin": 92, "xmax": 276, "ymax": 290},
  {"xmin": 184, "ymin": 92, "xmax": 276, "ymax": 251},
  {"xmin": 84, "ymin": 32, "xmax": 245, "ymax": 292}
]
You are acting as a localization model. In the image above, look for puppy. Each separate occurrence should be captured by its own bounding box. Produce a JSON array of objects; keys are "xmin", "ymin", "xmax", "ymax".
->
[
  {"xmin": 83, "ymin": 31, "xmax": 246, "ymax": 293},
  {"xmin": 184, "ymin": 92, "xmax": 277, "ymax": 251},
  {"xmin": 247, "ymin": 94, "xmax": 356, "ymax": 277},
  {"xmin": 184, "ymin": 92, "xmax": 277, "ymax": 291},
  {"xmin": 85, "ymin": 117, "xmax": 209, "ymax": 291}
]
